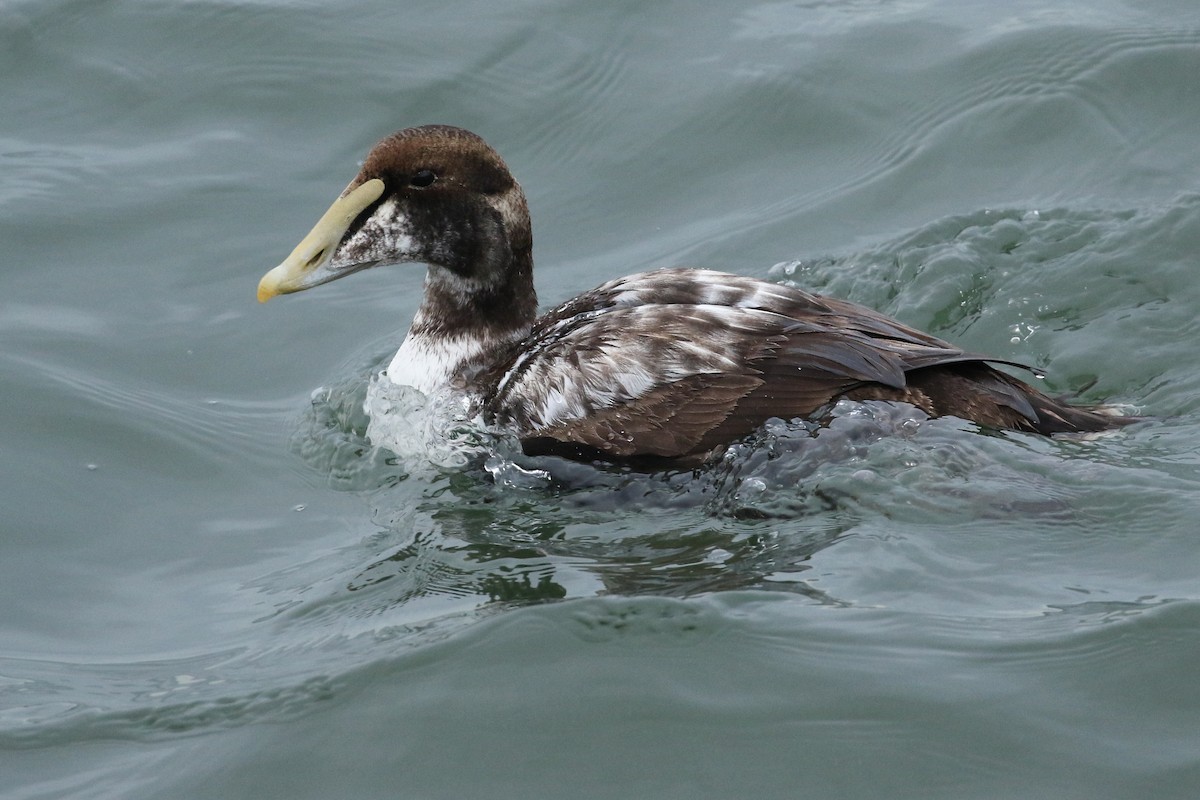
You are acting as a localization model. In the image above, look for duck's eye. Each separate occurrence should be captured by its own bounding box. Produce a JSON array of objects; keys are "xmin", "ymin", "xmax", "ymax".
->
[{"xmin": 409, "ymin": 169, "xmax": 437, "ymax": 188}]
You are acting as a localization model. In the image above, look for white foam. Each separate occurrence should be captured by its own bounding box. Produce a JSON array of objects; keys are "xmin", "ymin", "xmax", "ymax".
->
[{"xmin": 363, "ymin": 373, "xmax": 491, "ymax": 469}]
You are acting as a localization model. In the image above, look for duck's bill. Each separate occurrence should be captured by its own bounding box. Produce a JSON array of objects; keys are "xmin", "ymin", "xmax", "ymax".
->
[{"xmin": 257, "ymin": 178, "xmax": 386, "ymax": 303}]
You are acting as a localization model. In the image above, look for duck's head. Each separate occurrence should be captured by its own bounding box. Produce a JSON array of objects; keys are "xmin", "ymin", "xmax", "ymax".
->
[{"xmin": 257, "ymin": 125, "xmax": 532, "ymax": 305}]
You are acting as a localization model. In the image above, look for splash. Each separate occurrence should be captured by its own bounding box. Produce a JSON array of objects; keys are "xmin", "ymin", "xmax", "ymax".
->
[{"xmin": 362, "ymin": 373, "xmax": 498, "ymax": 471}]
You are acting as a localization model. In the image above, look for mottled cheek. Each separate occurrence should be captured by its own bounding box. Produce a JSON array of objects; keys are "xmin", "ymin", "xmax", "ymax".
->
[{"xmin": 334, "ymin": 199, "xmax": 420, "ymax": 268}]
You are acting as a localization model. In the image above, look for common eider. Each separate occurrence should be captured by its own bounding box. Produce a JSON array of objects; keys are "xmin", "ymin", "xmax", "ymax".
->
[{"xmin": 258, "ymin": 124, "xmax": 1130, "ymax": 464}]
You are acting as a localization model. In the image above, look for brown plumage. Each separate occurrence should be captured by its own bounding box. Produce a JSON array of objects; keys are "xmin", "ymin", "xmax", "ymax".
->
[{"xmin": 259, "ymin": 125, "xmax": 1133, "ymax": 465}]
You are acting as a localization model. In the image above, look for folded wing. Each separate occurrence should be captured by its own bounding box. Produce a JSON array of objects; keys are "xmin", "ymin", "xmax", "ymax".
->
[{"xmin": 482, "ymin": 270, "xmax": 1122, "ymax": 460}]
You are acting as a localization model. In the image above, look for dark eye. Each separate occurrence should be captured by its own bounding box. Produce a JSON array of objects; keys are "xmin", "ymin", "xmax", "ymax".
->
[{"xmin": 409, "ymin": 169, "xmax": 437, "ymax": 188}]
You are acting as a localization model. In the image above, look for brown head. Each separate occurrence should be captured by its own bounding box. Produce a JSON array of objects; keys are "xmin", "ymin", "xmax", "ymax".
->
[{"xmin": 258, "ymin": 125, "xmax": 536, "ymax": 330}]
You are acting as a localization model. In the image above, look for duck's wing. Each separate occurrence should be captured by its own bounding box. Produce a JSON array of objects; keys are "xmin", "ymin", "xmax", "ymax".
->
[{"xmin": 479, "ymin": 271, "xmax": 1022, "ymax": 459}]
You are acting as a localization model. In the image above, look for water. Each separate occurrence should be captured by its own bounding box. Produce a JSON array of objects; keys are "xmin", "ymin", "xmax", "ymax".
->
[{"xmin": 3, "ymin": 0, "xmax": 1200, "ymax": 797}]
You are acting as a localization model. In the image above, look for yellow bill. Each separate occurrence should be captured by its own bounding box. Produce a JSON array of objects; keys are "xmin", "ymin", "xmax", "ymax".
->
[{"xmin": 257, "ymin": 178, "xmax": 386, "ymax": 303}]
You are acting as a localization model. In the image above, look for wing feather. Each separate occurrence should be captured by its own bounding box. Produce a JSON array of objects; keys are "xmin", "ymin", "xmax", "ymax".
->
[{"xmin": 479, "ymin": 269, "xmax": 1125, "ymax": 460}]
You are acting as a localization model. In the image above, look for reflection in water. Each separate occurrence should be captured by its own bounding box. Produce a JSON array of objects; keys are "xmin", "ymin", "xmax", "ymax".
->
[
  {"xmin": 291, "ymin": 355, "xmax": 1094, "ymax": 622},
  {"xmin": 348, "ymin": 530, "xmax": 568, "ymax": 604}
]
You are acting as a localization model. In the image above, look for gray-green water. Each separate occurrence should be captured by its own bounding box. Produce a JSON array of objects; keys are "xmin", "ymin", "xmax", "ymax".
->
[{"xmin": 4, "ymin": 1, "xmax": 1200, "ymax": 797}]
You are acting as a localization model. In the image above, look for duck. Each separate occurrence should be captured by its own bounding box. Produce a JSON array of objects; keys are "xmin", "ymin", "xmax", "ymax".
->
[{"xmin": 257, "ymin": 124, "xmax": 1130, "ymax": 465}]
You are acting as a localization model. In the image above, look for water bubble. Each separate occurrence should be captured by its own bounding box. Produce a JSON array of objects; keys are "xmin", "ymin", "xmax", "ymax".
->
[
  {"xmin": 706, "ymin": 548, "xmax": 733, "ymax": 564},
  {"xmin": 738, "ymin": 476, "xmax": 767, "ymax": 497}
]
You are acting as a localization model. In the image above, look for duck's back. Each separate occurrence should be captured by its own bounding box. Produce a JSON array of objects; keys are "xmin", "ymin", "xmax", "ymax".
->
[{"xmin": 480, "ymin": 269, "xmax": 1127, "ymax": 462}]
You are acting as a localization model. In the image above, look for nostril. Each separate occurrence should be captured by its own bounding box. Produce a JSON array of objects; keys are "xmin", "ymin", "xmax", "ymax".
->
[{"xmin": 304, "ymin": 248, "xmax": 327, "ymax": 269}]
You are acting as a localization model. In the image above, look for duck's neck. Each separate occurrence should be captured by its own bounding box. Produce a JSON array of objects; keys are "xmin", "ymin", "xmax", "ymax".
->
[{"xmin": 386, "ymin": 252, "xmax": 537, "ymax": 395}]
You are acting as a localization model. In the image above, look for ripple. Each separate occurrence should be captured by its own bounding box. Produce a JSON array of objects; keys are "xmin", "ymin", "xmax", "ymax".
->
[
  {"xmin": 470, "ymin": 21, "xmax": 633, "ymax": 166},
  {"xmin": 774, "ymin": 196, "xmax": 1200, "ymax": 404},
  {"xmin": 0, "ymin": 669, "xmax": 337, "ymax": 748},
  {"xmin": 833, "ymin": 25, "xmax": 1200, "ymax": 202},
  {"xmin": 3, "ymin": 352, "xmax": 286, "ymax": 471},
  {"xmin": 681, "ymin": 21, "xmax": 1200, "ymax": 261}
]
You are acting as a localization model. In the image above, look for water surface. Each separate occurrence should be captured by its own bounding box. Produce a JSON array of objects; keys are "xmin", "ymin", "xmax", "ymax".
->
[{"xmin": 3, "ymin": 1, "xmax": 1200, "ymax": 798}]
